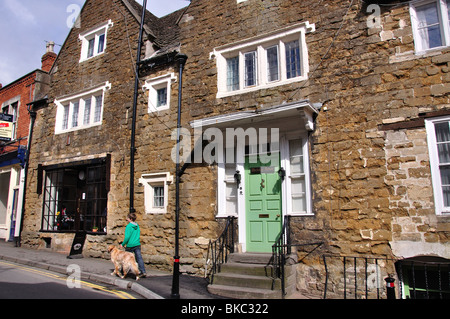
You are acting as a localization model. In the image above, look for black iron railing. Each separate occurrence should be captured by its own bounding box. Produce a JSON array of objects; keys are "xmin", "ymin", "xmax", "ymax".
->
[
  {"xmin": 323, "ymin": 255, "xmax": 450, "ymax": 299},
  {"xmin": 205, "ymin": 216, "xmax": 235, "ymax": 283},
  {"xmin": 271, "ymin": 215, "xmax": 323, "ymax": 298},
  {"xmin": 323, "ymin": 254, "xmax": 398, "ymax": 299},
  {"xmin": 271, "ymin": 215, "xmax": 291, "ymax": 296}
]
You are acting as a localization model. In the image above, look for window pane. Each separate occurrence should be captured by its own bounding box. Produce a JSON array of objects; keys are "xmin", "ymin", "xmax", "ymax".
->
[
  {"xmin": 84, "ymin": 98, "xmax": 92, "ymax": 125},
  {"xmin": 285, "ymin": 40, "xmax": 301, "ymax": 78},
  {"xmin": 72, "ymin": 101, "xmax": 79, "ymax": 127},
  {"xmin": 435, "ymin": 122, "xmax": 450, "ymax": 142},
  {"xmin": 94, "ymin": 95, "xmax": 103, "ymax": 123},
  {"xmin": 157, "ymin": 87, "xmax": 167, "ymax": 107},
  {"xmin": 227, "ymin": 56, "xmax": 239, "ymax": 91},
  {"xmin": 441, "ymin": 166, "xmax": 450, "ymax": 207},
  {"xmin": 244, "ymin": 51, "xmax": 257, "ymax": 87},
  {"xmin": 448, "ymin": 0, "xmax": 450, "ymax": 29},
  {"xmin": 435, "ymin": 122, "xmax": 450, "ymax": 164},
  {"xmin": 98, "ymin": 34, "xmax": 105, "ymax": 53},
  {"xmin": 416, "ymin": 2, "xmax": 442, "ymax": 49},
  {"xmin": 62, "ymin": 105, "xmax": 70, "ymax": 130},
  {"xmin": 153, "ymin": 186, "xmax": 164, "ymax": 208},
  {"xmin": 88, "ymin": 38, "xmax": 95, "ymax": 58},
  {"xmin": 267, "ymin": 46, "xmax": 279, "ymax": 82},
  {"xmin": 289, "ymin": 139, "xmax": 304, "ymax": 175}
]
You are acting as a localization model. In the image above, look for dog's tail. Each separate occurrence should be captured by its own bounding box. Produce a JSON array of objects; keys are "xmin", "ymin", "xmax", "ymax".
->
[{"xmin": 131, "ymin": 261, "xmax": 140, "ymax": 280}]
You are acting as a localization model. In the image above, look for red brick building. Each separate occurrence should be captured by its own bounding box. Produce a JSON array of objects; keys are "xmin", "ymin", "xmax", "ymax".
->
[{"xmin": 0, "ymin": 42, "xmax": 56, "ymax": 242}]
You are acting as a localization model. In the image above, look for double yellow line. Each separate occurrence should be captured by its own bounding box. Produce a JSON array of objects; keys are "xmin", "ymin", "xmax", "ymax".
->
[{"xmin": 0, "ymin": 260, "xmax": 136, "ymax": 299}]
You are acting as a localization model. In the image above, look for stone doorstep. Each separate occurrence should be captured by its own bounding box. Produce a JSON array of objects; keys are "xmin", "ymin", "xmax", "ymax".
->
[
  {"xmin": 208, "ymin": 252, "xmax": 298, "ymax": 299},
  {"xmin": 207, "ymin": 284, "xmax": 282, "ymax": 299},
  {"xmin": 212, "ymin": 272, "xmax": 282, "ymax": 290}
]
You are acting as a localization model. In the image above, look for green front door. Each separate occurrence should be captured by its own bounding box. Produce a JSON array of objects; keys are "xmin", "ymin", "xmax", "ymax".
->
[{"xmin": 245, "ymin": 155, "xmax": 282, "ymax": 252}]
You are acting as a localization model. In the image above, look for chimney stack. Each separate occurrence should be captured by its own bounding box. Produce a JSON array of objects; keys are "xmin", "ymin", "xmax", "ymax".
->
[{"xmin": 41, "ymin": 41, "xmax": 57, "ymax": 73}]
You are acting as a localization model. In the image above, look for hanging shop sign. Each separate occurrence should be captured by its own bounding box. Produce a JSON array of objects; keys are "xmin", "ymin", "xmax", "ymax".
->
[{"xmin": 0, "ymin": 114, "xmax": 13, "ymax": 142}]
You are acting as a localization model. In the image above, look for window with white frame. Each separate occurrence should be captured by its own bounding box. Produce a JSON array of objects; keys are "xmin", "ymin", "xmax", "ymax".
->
[
  {"xmin": 285, "ymin": 138, "xmax": 312, "ymax": 215},
  {"xmin": 143, "ymin": 73, "xmax": 176, "ymax": 113},
  {"xmin": 79, "ymin": 20, "xmax": 113, "ymax": 62},
  {"xmin": 213, "ymin": 22, "xmax": 315, "ymax": 98},
  {"xmin": 410, "ymin": 0, "xmax": 450, "ymax": 53},
  {"xmin": 426, "ymin": 116, "xmax": 450, "ymax": 215},
  {"xmin": 139, "ymin": 172, "xmax": 173, "ymax": 214},
  {"xmin": 217, "ymin": 147, "xmax": 239, "ymax": 217},
  {"xmin": 54, "ymin": 82, "xmax": 111, "ymax": 134}
]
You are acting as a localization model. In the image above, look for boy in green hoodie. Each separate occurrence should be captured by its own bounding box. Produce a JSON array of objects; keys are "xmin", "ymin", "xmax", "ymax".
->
[{"xmin": 121, "ymin": 213, "xmax": 146, "ymax": 278}]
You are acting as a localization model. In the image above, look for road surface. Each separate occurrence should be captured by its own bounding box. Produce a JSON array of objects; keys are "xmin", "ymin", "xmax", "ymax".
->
[{"xmin": 0, "ymin": 260, "xmax": 140, "ymax": 299}]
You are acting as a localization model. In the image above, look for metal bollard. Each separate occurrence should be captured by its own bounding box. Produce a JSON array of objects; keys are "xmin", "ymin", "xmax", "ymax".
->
[{"xmin": 385, "ymin": 275, "xmax": 396, "ymax": 299}]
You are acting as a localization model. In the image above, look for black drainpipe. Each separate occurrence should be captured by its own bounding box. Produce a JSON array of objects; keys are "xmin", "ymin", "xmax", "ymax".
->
[
  {"xmin": 15, "ymin": 103, "xmax": 37, "ymax": 247},
  {"xmin": 171, "ymin": 53, "xmax": 188, "ymax": 299},
  {"xmin": 130, "ymin": 0, "xmax": 147, "ymax": 213}
]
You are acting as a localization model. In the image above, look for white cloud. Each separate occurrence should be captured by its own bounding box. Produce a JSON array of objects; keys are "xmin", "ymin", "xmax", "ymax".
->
[{"xmin": 4, "ymin": 0, "xmax": 37, "ymax": 25}]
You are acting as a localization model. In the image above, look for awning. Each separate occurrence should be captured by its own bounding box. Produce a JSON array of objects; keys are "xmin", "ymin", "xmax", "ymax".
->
[{"xmin": 189, "ymin": 100, "xmax": 318, "ymax": 132}]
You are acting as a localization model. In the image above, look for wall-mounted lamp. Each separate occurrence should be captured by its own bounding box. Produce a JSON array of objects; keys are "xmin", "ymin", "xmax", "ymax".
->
[
  {"xmin": 278, "ymin": 168, "xmax": 286, "ymax": 181},
  {"xmin": 234, "ymin": 170, "xmax": 241, "ymax": 187}
]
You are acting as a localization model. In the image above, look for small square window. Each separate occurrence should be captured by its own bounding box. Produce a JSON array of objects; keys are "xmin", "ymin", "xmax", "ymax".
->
[
  {"xmin": 139, "ymin": 172, "xmax": 173, "ymax": 214},
  {"xmin": 143, "ymin": 73, "xmax": 176, "ymax": 113},
  {"xmin": 410, "ymin": 0, "xmax": 450, "ymax": 53}
]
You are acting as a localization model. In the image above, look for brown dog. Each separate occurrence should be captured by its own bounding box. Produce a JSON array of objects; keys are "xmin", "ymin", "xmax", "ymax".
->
[{"xmin": 108, "ymin": 245, "xmax": 140, "ymax": 280}]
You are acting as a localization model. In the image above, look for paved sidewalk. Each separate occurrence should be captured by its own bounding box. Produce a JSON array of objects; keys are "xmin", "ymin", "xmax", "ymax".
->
[{"xmin": 0, "ymin": 240, "xmax": 222, "ymax": 299}]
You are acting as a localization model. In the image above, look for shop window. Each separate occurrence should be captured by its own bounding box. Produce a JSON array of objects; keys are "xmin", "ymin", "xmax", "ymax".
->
[{"xmin": 40, "ymin": 158, "xmax": 109, "ymax": 233}]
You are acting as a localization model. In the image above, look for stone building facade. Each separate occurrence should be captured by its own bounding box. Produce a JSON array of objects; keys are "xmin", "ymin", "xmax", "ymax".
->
[
  {"xmin": 20, "ymin": 0, "xmax": 449, "ymax": 299},
  {"xmin": 21, "ymin": 0, "xmax": 186, "ymax": 256}
]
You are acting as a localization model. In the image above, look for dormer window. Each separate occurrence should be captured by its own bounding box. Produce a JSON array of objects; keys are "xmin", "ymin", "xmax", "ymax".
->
[{"xmin": 79, "ymin": 20, "xmax": 113, "ymax": 62}]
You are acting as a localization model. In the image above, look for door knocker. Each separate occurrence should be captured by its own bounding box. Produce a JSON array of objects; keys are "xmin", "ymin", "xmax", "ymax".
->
[{"xmin": 260, "ymin": 178, "xmax": 265, "ymax": 189}]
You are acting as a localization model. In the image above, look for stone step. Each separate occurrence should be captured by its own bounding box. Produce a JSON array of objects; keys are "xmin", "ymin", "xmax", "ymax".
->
[
  {"xmin": 212, "ymin": 272, "xmax": 281, "ymax": 290},
  {"xmin": 207, "ymin": 284, "xmax": 282, "ymax": 299},
  {"xmin": 227, "ymin": 253, "xmax": 273, "ymax": 264},
  {"xmin": 220, "ymin": 262, "xmax": 275, "ymax": 277}
]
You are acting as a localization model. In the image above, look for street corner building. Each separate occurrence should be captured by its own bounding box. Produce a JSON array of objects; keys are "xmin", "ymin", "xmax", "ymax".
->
[{"xmin": 17, "ymin": 0, "xmax": 450, "ymax": 299}]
